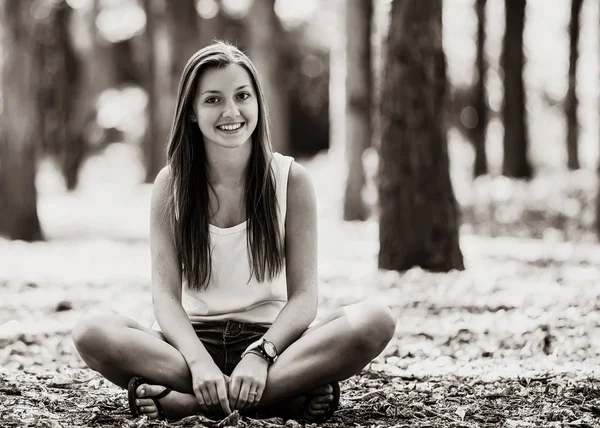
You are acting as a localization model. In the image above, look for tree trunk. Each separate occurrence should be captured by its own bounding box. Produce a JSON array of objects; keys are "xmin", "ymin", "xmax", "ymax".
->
[
  {"xmin": 473, "ymin": 0, "xmax": 488, "ymax": 177},
  {"xmin": 143, "ymin": 0, "xmax": 169, "ymax": 183},
  {"xmin": 597, "ymin": 4, "xmax": 600, "ymax": 240},
  {"xmin": 166, "ymin": 0, "xmax": 199, "ymax": 89},
  {"xmin": 247, "ymin": 0, "xmax": 290, "ymax": 154},
  {"xmin": 501, "ymin": 0, "xmax": 531, "ymax": 178},
  {"xmin": 343, "ymin": 0, "xmax": 372, "ymax": 221},
  {"xmin": 378, "ymin": 0, "xmax": 464, "ymax": 272},
  {"xmin": 54, "ymin": 3, "xmax": 85, "ymax": 190},
  {"xmin": 0, "ymin": 0, "xmax": 43, "ymax": 241},
  {"xmin": 566, "ymin": 0, "xmax": 582, "ymax": 170}
]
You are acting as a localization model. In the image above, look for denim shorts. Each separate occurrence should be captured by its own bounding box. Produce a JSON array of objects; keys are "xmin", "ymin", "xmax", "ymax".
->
[{"xmin": 192, "ymin": 321, "xmax": 269, "ymax": 376}]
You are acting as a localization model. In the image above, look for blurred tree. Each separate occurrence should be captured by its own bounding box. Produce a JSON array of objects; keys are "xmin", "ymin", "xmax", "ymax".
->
[
  {"xmin": 247, "ymin": 0, "xmax": 290, "ymax": 154},
  {"xmin": 343, "ymin": 0, "xmax": 372, "ymax": 221},
  {"xmin": 142, "ymin": 0, "xmax": 169, "ymax": 183},
  {"xmin": 288, "ymin": 43, "xmax": 330, "ymax": 156},
  {"xmin": 473, "ymin": 0, "xmax": 488, "ymax": 177},
  {"xmin": 167, "ymin": 0, "xmax": 199, "ymax": 88},
  {"xmin": 502, "ymin": 0, "xmax": 531, "ymax": 178},
  {"xmin": 219, "ymin": 5, "xmax": 249, "ymax": 52},
  {"xmin": 379, "ymin": 0, "xmax": 464, "ymax": 272},
  {"xmin": 0, "ymin": 0, "xmax": 43, "ymax": 240},
  {"xmin": 36, "ymin": 1, "xmax": 86, "ymax": 190},
  {"xmin": 597, "ymin": 2, "xmax": 600, "ymax": 240},
  {"xmin": 197, "ymin": 5, "xmax": 223, "ymax": 48},
  {"xmin": 566, "ymin": 0, "xmax": 582, "ymax": 170}
]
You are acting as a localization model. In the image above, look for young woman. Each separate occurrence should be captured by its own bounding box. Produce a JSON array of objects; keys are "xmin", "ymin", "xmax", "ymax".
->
[{"xmin": 72, "ymin": 41, "xmax": 396, "ymax": 423}]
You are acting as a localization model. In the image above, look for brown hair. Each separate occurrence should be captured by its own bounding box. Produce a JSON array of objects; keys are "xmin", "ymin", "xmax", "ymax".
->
[{"xmin": 166, "ymin": 41, "xmax": 284, "ymax": 291}]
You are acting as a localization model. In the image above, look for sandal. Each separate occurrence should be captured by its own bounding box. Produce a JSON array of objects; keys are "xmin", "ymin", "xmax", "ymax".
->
[
  {"xmin": 127, "ymin": 376, "xmax": 172, "ymax": 420},
  {"xmin": 244, "ymin": 381, "xmax": 341, "ymax": 422}
]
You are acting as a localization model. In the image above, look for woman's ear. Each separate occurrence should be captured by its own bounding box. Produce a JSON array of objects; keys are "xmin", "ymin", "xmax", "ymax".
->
[{"xmin": 190, "ymin": 113, "xmax": 197, "ymax": 122}]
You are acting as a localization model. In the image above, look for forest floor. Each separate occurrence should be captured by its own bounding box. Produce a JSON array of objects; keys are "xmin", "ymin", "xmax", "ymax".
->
[{"xmin": 1, "ymin": 152, "xmax": 600, "ymax": 427}]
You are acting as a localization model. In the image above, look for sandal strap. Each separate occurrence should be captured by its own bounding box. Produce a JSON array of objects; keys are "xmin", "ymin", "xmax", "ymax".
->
[
  {"xmin": 153, "ymin": 387, "xmax": 172, "ymax": 400},
  {"xmin": 151, "ymin": 388, "xmax": 171, "ymax": 421}
]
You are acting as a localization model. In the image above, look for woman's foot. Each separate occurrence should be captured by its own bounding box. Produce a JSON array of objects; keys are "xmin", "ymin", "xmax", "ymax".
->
[
  {"xmin": 256, "ymin": 383, "xmax": 340, "ymax": 422},
  {"xmin": 295, "ymin": 384, "xmax": 337, "ymax": 421},
  {"xmin": 133, "ymin": 383, "xmax": 199, "ymax": 421}
]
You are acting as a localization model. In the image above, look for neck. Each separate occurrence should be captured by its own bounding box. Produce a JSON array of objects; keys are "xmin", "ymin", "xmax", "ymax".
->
[{"xmin": 204, "ymin": 140, "xmax": 252, "ymax": 186}]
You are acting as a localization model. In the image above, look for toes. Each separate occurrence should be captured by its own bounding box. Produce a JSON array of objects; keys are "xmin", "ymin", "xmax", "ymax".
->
[
  {"xmin": 305, "ymin": 408, "xmax": 326, "ymax": 417},
  {"xmin": 137, "ymin": 383, "xmax": 164, "ymax": 398},
  {"xmin": 136, "ymin": 384, "xmax": 148, "ymax": 397},
  {"xmin": 309, "ymin": 402, "xmax": 331, "ymax": 411},
  {"xmin": 311, "ymin": 394, "xmax": 334, "ymax": 404},
  {"xmin": 310, "ymin": 385, "xmax": 333, "ymax": 395},
  {"xmin": 139, "ymin": 405, "xmax": 156, "ymax": 414},
  {"xmin": 137, "ymin": 398, "xmax": 154, "ymax": 407}
]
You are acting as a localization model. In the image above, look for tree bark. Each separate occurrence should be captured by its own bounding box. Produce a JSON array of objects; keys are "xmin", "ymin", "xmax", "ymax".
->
[
  {"xmin": 247, "ymin": 0, "xmax": 290, "ymax": 154},
  {"xmin": 142, "ymin": 0, "xmax": 168, "ymax": 183},
  {"xmin": 343, "ymin": 0, "xmax": 372, "ymax": 221},
  {"xmin": 473, "ymin": 0, "xmax": 488, "ymax": 177},
  {"xmin": 566, "ymin": 0, "xmax": 582, "ymax": 170},
  {"xmin": 501, "ymin": 0, "xmax": 531, "ymax": 178},
  {"xmin": 597, "ymin": 3, "xmax": 600, "ymax": 240},
  {"xmin": 166, "ymin": 0, "xmax": 199, "ymax": 88},
  {"xmin": 378, "ymin": 0, "xmax": 464, "ymax": 272},
  {"xmin": 0, "ymin": 0, "xmax": 43, "ymax": 241}
]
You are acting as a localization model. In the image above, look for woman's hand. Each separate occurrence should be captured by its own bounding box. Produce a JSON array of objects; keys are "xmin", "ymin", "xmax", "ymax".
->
[
  {"xmin": 228, "ymin": 353, "xmax": 269, "ymax": 410},
  {"xmin": 189, "ymin": 360, "xmax": 232, "ymax": 416}
]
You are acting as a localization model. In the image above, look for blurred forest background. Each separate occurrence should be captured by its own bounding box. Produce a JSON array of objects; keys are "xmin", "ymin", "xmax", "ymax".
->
[
  {"xmin": 2, "ymin": 0, "xmax": 600, "ymax": 426},
  {"xmin": 1, "ymin": 0, "xmax": 600, "ymax": 253}
]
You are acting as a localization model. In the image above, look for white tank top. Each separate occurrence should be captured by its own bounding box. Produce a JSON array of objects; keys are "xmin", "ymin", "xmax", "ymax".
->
[{"xmin": 181, "ymin": 152, "xmax": 294, "ymax": 325}]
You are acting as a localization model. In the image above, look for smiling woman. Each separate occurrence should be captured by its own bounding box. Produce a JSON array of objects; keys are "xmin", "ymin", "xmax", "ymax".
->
[
  {"xmin": 71, "ymin": 40, "xmax": 396, "ymax": 424},
  {"xmin": 193, "ymin": 65, "xmax": 258, "ymax": 150}
]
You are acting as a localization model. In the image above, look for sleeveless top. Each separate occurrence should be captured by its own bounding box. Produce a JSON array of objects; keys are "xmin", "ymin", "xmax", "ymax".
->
[{"xmin": 179, "ymin": 152, "xmax": 294, "ymax": 326}]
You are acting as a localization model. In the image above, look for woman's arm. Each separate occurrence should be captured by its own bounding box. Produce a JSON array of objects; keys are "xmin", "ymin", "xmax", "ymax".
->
[
  {"xmin": 151, "ymin": 168, "xmax": 231, "ymax": 415},
  {"xmin": 150, "ymin": 167, "xmax": 211, "ymax": 365},
  {"xmin": 262, "ymin": 161, "xmax": 319, "ymax": 353},
  {"xmin": 227, "ymin": 161, "xmax": 318, "ymax": 410}
]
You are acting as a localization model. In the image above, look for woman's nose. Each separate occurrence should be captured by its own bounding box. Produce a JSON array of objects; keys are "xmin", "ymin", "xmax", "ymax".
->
[{"xmin": 221, "ymin": 99, "xmax": 240, "ymax": 118}]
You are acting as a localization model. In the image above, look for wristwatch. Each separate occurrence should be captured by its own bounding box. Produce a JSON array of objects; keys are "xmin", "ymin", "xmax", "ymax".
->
[{"xmin": 242, "ymin": 338, "xmax": 278, "ymax": 364}]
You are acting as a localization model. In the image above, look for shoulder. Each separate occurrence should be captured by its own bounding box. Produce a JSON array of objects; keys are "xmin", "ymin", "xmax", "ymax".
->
[
  {"xmin": 154, "ymin": 165, "xmax": 172, "ymax": 187},
  {"xmin": 151, "ymin": 166, "xmax": 173, "ymax": 212},
  {"xmin": 286, "ymin": 161, "xmax": 316, "ymax": 210}
]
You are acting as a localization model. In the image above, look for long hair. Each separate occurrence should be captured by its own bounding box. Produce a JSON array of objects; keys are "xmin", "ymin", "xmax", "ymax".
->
[{"xmin": 166, "ymin": 41, "xmax": 284, "ymax": 291}]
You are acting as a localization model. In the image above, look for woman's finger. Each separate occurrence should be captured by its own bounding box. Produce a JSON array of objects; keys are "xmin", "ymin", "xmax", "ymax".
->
[
  {"xmin": 246, "ymin": 384, "xmax": 262, "ymax": 409},
  {"xmin": 216, "ymin": 379, "xmax": 232, "ymax": 415},
  {"xmin": 228, "ymin": 376, "xmax": 241, "ymax": 410},
  {"xmin": 193, "ymin": 387, "xmax": 211, "ymax": 414},
  {"xmin": 207, "ymin": 383, "xmax": 221, "ymax": 412},
  {"xmin": 236, "ymin": 380, "xmax": 251, "ymax": 410}
]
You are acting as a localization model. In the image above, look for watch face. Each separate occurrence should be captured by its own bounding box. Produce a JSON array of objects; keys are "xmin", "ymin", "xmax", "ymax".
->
[{"xmin": 263, "ymin": 341, "xmax": 277, "ymax": 358}]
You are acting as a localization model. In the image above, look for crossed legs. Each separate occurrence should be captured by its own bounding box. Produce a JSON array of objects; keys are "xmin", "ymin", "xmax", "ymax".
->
[{"xmin": 72, "ymin": 302, "xmax": 396, "ymax": 420}]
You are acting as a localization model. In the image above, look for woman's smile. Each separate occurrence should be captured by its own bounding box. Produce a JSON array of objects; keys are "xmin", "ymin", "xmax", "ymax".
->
[{"xmin": 216, "ymin": 122, "xmax": 245, "ymax": 134}]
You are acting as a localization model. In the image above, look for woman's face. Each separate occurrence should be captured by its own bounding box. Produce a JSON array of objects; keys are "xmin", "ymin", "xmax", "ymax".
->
[{"xmin": 192, "ymin": 63, "xmax": 259, "ymax": 150}]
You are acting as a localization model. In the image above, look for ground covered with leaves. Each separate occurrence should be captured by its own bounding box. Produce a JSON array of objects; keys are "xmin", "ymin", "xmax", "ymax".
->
[{"xmin": 2, "ymin": 154, "xmax": 600, "ymax": 427}]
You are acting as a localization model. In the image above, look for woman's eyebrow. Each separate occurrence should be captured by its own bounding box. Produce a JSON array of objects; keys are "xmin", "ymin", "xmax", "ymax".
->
[{"xmin": 201, "ymin": 85, "xmax": 251, "ymax": 96}]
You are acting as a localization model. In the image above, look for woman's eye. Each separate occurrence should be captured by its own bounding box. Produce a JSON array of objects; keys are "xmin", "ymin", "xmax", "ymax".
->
[
  {"xmin": 205, "ymin": 97, "xmax": 219, "ymax": 104},
  {"xmin": 237, "ymin": 92, "xmax": 251, "ymax": 100}
]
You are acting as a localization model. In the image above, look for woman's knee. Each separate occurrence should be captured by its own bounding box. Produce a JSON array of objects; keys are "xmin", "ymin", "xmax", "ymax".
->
[
  {"xmin": 72, "ymin": 315, "xmax": 122, "ymax": 361},
  {"xmin": 345, "ymin": 302, "xmax": 396, "ymax": 353}
]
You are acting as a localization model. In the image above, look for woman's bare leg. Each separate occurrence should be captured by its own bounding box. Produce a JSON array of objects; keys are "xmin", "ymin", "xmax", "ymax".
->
[
  {"xmin": 258, "ymin": 301, "xmax": 396, "ymax": 415},
  {"xmin": 72, "ymin": 314, "xmax": 193, "ymax": 391},
  {"xmin": 72, "ymin": 301, "xmax": 396, "ymax": 420},
  {"xmin": 72, "ymin": 314, "xmax": 202, "ymax": 419}
]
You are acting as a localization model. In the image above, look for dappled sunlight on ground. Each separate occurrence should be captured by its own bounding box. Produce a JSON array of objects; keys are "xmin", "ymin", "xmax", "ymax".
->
[{"xmin": 2, "ymin": 152, "xmax": 600, "ymax": 426}]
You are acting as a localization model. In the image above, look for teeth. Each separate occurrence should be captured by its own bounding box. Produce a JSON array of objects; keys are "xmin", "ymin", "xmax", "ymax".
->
[{"xmin": 218, "ymin": 123, "xmax": 242, "ymax": 131}]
